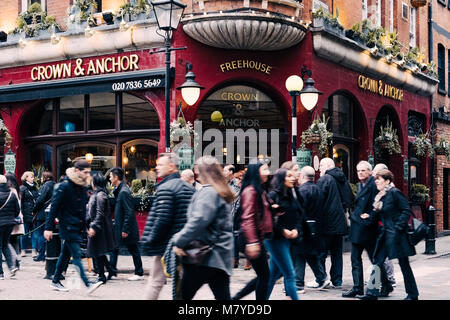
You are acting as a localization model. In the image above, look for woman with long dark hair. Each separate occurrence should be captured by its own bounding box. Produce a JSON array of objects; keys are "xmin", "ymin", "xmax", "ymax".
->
[
  {"xmin": 5, "ymin": 173, "xmax": 22, "ymax": 270},
  {"xmin": 87, "ymin": 173, "xmax": 116, "ymax": 284},
  {"xmin": 232, "ymin": 162, "xmax": 273, "ymax": 300},
  {"xmin": 359, "ymin": 169, "xmax": 419, "ymax": 300},
  {"xmin": 173, "ymin": 156, "xmax": 235, "ymax": 300},
  {"xmin": 265, "ymin": 168, "xmax": 302, "ymax": 300}
]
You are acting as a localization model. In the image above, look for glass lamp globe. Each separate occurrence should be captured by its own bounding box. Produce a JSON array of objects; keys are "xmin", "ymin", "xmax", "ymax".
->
[{"xmin": 285, "ymin": 75, "xmax": 304, "ymax": 93}]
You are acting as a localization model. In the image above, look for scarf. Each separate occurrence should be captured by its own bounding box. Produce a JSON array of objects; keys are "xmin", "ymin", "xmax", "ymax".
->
[{"xmin": 372, "ymin": 183, "xmax": 394, "ymax": 212}]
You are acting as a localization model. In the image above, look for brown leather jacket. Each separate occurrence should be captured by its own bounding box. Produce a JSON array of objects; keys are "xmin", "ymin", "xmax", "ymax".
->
[{"xmin": 240, "ymin": 186, "xmax": 273, "ymax": 245}]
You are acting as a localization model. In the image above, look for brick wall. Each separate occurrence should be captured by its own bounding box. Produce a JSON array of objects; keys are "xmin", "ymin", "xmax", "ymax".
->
[
  {"xmin": 46, "ymin": 0, "xmax": 72, "ymax": 30},
  {"xmin": 0, "ymin": 0, "xmax": 20, "ymax": 33}
]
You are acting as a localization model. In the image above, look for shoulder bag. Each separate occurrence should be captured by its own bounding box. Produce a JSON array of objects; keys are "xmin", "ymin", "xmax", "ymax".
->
[
  {"xmin": 183, "ymin": 240, "xmax": 213, "ymax": 266},
  {"xmin": 407, "ymin": 211, "xmax": 429, "ymax": 246}
]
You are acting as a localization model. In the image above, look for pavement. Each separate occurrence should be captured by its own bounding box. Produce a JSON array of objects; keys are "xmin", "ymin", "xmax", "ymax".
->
[{"xmin": 1, "ymin": 236, "xmax": 450, "ymax": 300}]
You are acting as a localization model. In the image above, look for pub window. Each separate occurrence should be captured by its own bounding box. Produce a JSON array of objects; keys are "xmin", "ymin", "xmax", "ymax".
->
[
  {"xmin": 29, "ymin": 144, "xmax": 52, "ymax": 172},
  {"xmin": 122, "ymin": 139, "xmax": 158, "ymax": 182},
  {"xmin": 59, "ymin": 95, "xmax": 85, "ymax": 132},
  {"xmin": 438, "ymin": 44, "xmax": 446, "ymax": 93},
  {"xmin": 322, "ymin": 93, "xmax": 354, "ymax": 138},
  {"xmin": 57, "ymin": 142, "xmax": 116, "ymax": 178},
  {"xmin": 122, "ymin": 93, "xmax": 159, "ymax": 130},
  {"xmin": 88, "ymin": 92, "xmax": 116, "ymax": 131},
  {"xmin": 402, "ymin": 2, "xmax": 408, "ymax": 20},
  {"xmin": 29, "ymin": 101, "xmax": 53, "ymax": 136},
  {"xmin": 376, "ymin": 0, "xmax": 382, "ymax": 27},
  {"xmin": 362, "ymin": 0, "xmax": 368, "ymax": 20},
  {"xmin": 389, "ymin": 0, "xmax": 394, "ymax": 33}
]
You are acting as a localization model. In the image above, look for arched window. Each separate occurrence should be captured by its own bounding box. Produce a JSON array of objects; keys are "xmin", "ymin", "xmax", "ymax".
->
[{"xmin": 122, "ymin": 139, "xmax": 158, "ymax": 182}]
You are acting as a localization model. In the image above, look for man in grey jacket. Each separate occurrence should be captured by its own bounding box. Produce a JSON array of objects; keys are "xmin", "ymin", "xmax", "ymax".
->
[{"xmin": 141, "ymin": 153, "xmax": 195, "ymax": 300}]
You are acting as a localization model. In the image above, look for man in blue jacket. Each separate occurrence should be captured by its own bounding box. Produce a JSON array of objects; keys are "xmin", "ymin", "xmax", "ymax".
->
[
  {"xmin": 342, "ymin": 161, "xmax": 380, "ymax": 297},
  {"xmin": 44, "ymin": 160, "xmax": 102, "ymax": 295}
]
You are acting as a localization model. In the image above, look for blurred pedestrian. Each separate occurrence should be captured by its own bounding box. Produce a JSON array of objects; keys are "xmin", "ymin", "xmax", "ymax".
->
[
  {"xmin": 342, "ymin": 161, "xmax": 381, "ymax": 298},
  {"xmin": 109, "ymin": 167, "xmax": 143, "ymax": 281},
  {"xmin": 44, "ymin": 160, "xmax": 102, "ymax": 294},
  {"xmin": 19, "ymin": 171, "xmax": 38, "ymax": 257},
  {"xmin": 31, "ymin": 171, "xmax": 55, "ymax": 262},
  {"xmin": 358, "ymin": 169, "xmax": 419, "ymax": 300},
  {"xmin": 372, "ymin": 163, "xmax": 396, "ymax": 287},
  {"xmin": 141, "ymin": 153, "xmax": 195, "ymax": 300},
  {"xmin": 5, "ymin": 173, "xmax": 22, "ymax": 270},
  {"xmin": 173, "ymin": 156, "xmax": 235, "ymax": 300},
  {"xmin": 86, "ymin": 174, "xmax": 116, "ymax": 284},
  {"xmin": 266, "ymin": 168, "xmax": 301, "ymax": 300},
  {"xmin": 315, "ymin": 158, "xmax": 354, "ymax": 289},
  {"xmin": 0, "ymin": 175, "xmax": 21, "ymax": 280},
  {"xmin": 232, "ymin": 162, "xmax": 273, "ymax": 300},
  {"xmin": 291, "ymin": 166, "xmax": 329, "ymax": 293},
  {"xmin": 180, "ymin": 169, "xmax": 202, "ymax": 191}
]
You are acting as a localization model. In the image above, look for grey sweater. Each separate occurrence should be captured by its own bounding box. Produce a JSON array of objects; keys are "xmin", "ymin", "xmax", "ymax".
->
[{"xmin": 173, "ymin": 185, "xmax": 233, "ymax": 276}]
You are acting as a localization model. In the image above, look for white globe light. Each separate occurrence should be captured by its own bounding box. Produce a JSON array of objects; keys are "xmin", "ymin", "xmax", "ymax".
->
[
  {"xmin": 181, "ymin": 87, "xmax": 201, "ymax": 106},
  {"xmin": 300, "ymin": 92, "xmax": 319, "ymax": 110},
  {"xmin": 285, "ymin": 75, "xmax": 304, "ymax": 93}
]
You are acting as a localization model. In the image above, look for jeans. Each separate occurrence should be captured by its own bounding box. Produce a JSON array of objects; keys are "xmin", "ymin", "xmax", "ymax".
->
[
  {"xmin": 110, "ymin": 243, "xmax": 144, "ymax": 276},
  {"xmin": 20, "ymin": 222, "xmax": 33, "ymax": 251},
  {"xmin": 0, "ymin": 226, "xmax": 14, "ymax": 274},
  {"xmin": 53, "ymin": 240, "xmax": 90, "ymax": 287},
  {"xmin": 265, "ymin": 238, "xmax": 298, "ymax": 300},
  {"xmin": 350, "ymin": 242, "xmax": 376, "ymax": 291},
  {"xmin": 33, "ymin": 221, "xmax": 46, "ymax": 259},
  {"xmin": 232, "ymin": 245, "xmax": 270, "ymax": 300},
  {"xmin": 292, "ymin": 253, "xmax": 327, "ymax": 288},
  {"xmin": 181, "ymin": 263, "xmax": 231, "ymax": 300},
  {"xmin": 318, "ymin": 234, "xmax": 343, "ymax": 286}
]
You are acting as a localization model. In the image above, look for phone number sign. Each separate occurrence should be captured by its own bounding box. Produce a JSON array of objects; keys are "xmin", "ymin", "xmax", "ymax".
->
[{"xmin": 112, "ymin": 77, "xmax": 164, "ymax": 92}]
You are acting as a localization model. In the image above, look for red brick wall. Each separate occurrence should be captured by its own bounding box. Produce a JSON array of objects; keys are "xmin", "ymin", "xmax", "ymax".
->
[
  {"xmin": 0, "ymin": 0, "xmax": 20, "ymax": 33},
  {"xmin": 46, "ymin": 0, "xmax": 72, "ymax": 30}
]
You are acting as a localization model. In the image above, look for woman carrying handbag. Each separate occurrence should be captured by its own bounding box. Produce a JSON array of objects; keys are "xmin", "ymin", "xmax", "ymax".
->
[
  {"xmin": 359, "ymin": 169, "xmax": 419, "ymax": 300},
  {"xmin": 173, "ymin": 156, "xmax": 235, "ymax": 300},
  {"xmin": 0, "ymin": 175, "xmax": 21, "ymax": 279},
  {"xmin": 232, "ymin": 161, "xmax": 273, "ymax": 300},
  {"xmin": 6, "ymin": 173, "xmax": 23, "ymax": 270}
]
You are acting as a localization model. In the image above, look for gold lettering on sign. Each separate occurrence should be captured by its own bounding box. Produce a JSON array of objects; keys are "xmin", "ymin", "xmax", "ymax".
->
[
  {"xmin": 357, "ymin": 74, "xmax": 403, "ymax": 102},
  {"xmin": 220, "ymin": 60, "xmax": 272, "ymax": 75},
  {"xmin": 30, "ymin": 54, "xmax": 140, "ymax": 81}
]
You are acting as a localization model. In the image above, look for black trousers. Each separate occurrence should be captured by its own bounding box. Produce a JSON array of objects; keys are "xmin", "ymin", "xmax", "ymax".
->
[
  {"xmin": 350, "ymin": 242, "xmax": 376, "ymax": 291},
  {"xmin": 110, "ymin": 243, "xmax": 143, "ymax": 276},
  {"xmin": 368, "ymin": 242, "xmax": 419, "ymax": 298},
  {"xmin": 232, "ymin": 246, "xmax": 270, "ymax": 300},
  {"xmin": 292, "ymin": 253, "xmax": 327, "ymax": 287},
  {"xmin": 318, "ymin": 234, "xmax": 343, "ymax": 286},
  {"xmin": 181, "ymin": 263, "xmax": 231, "ymax": 300}
]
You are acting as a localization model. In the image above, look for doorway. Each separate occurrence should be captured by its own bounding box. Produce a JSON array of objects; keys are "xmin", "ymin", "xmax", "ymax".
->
[{"xmin": 444, "ymin": 168, "xmax": 449, "ymax": 230}]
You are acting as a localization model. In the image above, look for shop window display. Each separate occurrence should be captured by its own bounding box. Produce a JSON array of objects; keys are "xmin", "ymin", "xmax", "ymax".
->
[{"xmin": 122, "ymin": 140, "xmax": 158, "ymax": 182}]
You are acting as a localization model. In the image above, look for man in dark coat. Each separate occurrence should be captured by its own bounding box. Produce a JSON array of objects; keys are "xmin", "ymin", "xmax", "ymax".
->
[
  {"xmin": 19, "ymin": 172, "xmax": 39, "ymax": 257},
  {"xmin": 44, "ymin": 160, "xmax": 102, "ymax": 294},
  {"xmin": 291, "ymin": 166, "xmax": 329, "ymax": 292},
  {"xmin": 141, "ymin": 153, "xmax": 195, "ymax": 300},
  {"xmin": 109, "ymin": 167, "xmax": 144, "ymax": 281},
  {"xmin": 315, "ymin": 158, "xmax": 354, "ymax": 289},
  {"xmin": 32, "ymin": 171, "xmax": 55, "ymax": 262},
  {"xmin": 342, "ymin": 161, "xmax": 380, "ymax": 297}
]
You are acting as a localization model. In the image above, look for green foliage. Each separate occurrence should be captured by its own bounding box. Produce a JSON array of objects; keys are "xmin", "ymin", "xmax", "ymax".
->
[
  {"xmin": 29, "ymin": 2, "xmax": 43, "ymax": 13},
  {"xmin": 413, "ymin": 132, "xmax": 434, "ymax": 158},
  {"xmin": 410, "ymin": 184, "xmax": 430, "ymax": 203},
  {"xmin": 12, "ymin": 5, "xmax": 60, "ymax": 36},
  {"xmin": 374, "ymin": 122, "xmax": 401, "ymax": 156},
  {"xmin": 349, "ymin": 183, "xmax": 358, "ymax": 197},
  {"xmin": 0, "ymin": 119, "xmax": 12, "ymax": 148},
  {"xmin": 67, "ymin": 0, "xmax": 98, "ymax": 24},
  {"xmin": 131, "ymin": 179, "xmax": 143, "ymax": 195},
  {"xmin": 312, "ymin": 7, "xmax": 326, "ymax": 19},
  {"xmin": 300, "ymin": 114, "xmax": 333, "ymax": 157},
  {"xmin": 31, "ymin": 165, "xmax": 46, "ymax": 190},
  {"xmin": 434, "ymin": 137, "xmax": 450, "ymax": 160},
  {"xmin": 106, "ymin": 181, "xmax": 115, "ymax": 198}
]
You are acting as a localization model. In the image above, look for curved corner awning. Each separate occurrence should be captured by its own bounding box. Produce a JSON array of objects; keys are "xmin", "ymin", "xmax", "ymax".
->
[{"xmin": 0, "ymin": 68, "xmax": 165, "ymax": 103}]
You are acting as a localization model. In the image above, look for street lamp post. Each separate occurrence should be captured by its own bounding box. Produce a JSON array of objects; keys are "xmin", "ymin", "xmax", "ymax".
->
[
  {"xmin": 151, "ymin": 0, "xmax": 187, "ymax": 152},
  {"xmin": 285, "ymin": 66, "xmax": 322, "ymax": 159}
]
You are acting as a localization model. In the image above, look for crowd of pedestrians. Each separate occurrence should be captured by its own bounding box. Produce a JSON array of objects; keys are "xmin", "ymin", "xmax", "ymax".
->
[{"xmin": 0, "ymin": 154, "xmax": 420, "ymax": 301}]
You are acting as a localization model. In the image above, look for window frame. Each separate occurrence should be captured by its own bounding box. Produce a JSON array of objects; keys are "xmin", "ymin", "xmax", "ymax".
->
[
  {"xmin": 401, "ymin": 2, "xmax": 408, "ymax": 21},
  {"xmin": 409, "ymin": 6, "xmax": 417, "ymax": 48},
  {"xmin": 438, "ymin": 44, "xmax": 446, "ymax": 94},
  {"xmin": 22, "ymin": 0, "xmax": 46, "ymax": 12}
]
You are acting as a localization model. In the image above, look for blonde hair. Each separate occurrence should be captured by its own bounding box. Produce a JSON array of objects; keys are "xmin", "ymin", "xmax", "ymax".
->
[
  {"xmin": 21, "ymin": 171, "xmax": 34, "ymax": 182},
  {"xmin": 196, "ymin": 156, "xmax": 235, "ymax": 203},
  {"xmin": 0, "ymin": 175, "xmax": 6, "ymax": 184}
]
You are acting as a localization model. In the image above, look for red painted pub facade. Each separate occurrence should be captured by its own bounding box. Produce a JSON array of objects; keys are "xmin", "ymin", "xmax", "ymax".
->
[{"xmin": 0, "ymin": 5, "xmax": 438, "ymax": 234}]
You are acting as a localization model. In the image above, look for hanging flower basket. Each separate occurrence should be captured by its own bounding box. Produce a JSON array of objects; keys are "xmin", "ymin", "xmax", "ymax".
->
[
  {"xmin": 412, "ymin": 132, "xmax": 434, "ymax": 158},
  {"xmin": 300, "ymin": 114, "xmax": 333, "ymax": 157},
  {"xmin": 374, "ymin": 122, "xmax": 401, "ymax": 156},
  {"xmin": 410, "ymin": 0, "xmax": 427, "ymax": 8},
  {"xmin": 434, "ymin": 138, "xmax": 450, "ymax": 160},
  {"xmin": 305, "ymin": 133, "xmax": 321, "ymax": 145}
]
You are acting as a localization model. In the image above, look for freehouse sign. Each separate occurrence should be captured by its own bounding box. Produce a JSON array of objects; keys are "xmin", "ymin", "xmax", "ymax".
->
[
  {"xmin": 31, "ymin": 54, "xmax": 140, "ymax": 81},
  {"xmin": 357, "ymin": 75, "xmax": 404, "ymax": 102}
]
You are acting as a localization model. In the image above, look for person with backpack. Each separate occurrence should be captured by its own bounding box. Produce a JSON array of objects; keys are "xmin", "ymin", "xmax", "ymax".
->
[
  {"xmin": 231, "ymin": 162, "xmax": 273, "ymax": 300},
  {"xmin": 314, "ymin": 158, "xmax": 354, "ymax": 290}
]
